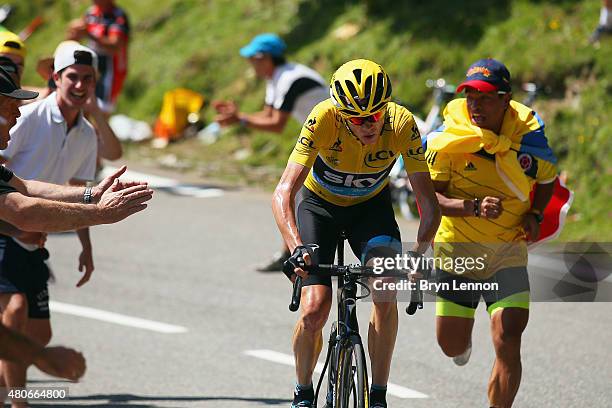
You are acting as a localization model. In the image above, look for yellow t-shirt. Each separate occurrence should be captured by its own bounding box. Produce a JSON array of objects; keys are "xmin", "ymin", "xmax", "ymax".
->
[
  {"xmin": 289, "ymin": 100, "xmax": 429, "ymax": 206},
  {"xmin": 426, "ymin": 120, "xmax": 557, "ymax": 278}
]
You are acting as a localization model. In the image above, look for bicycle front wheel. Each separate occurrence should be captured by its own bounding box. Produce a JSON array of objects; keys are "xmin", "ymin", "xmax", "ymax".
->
[{"xmin": 334, "ymin": 341, "xmax": 369, "ymax": 408}]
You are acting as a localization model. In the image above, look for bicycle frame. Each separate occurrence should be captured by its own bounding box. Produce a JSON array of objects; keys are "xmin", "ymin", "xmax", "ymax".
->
[{"xmin": 317, "ymin": 233, "xmax": 369, "ymax": 408}]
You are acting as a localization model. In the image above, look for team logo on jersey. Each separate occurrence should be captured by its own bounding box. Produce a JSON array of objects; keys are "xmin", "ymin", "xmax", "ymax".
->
[
  {"xmin": 518, "ymin": 153, "xmax": 533, "ymax": 171},
  {"xmin": 364, "ymin": 150, "xmax": 396, "ymax": 169},
  {"xmin": 306, "ymin": 117, "xmax": 317, "ymax": 133},
  {"xmin": 411, "ymin": 123, "xmax": 421, "ymax": 141},
  {"xmin": 425, "ymin": 151, "xmax": 437, "ymax": 166},
  {"xmin": 313, "ymin": 157, "xmax": 393, "ymax": 193},
  {"xmin": 464, "ymin": 162, "xmax": 477, "ymax": 171},
  {"xmin": 330, "ymin": 137, "xmax": 343, "ymax": 152}
]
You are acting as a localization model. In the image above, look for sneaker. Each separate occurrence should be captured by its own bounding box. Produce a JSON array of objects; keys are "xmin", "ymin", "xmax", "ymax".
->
[
  {"xmin": 291, "ymin": 386, "xmax": 314, "ymax": 408},
  {"xmin": 257, "ymin": 250, "xmax": 290, "ymax": 272},
  {"xmin": 370, "ymin": 385, "xmax": 387, "ymax": 408},
  {"xmin": 452, "ymin": 339, "xmax": 472, "ymax": 366},
  {"xmin": 291, "ymin": 385, "xmax": 314, "ymax": 408}
]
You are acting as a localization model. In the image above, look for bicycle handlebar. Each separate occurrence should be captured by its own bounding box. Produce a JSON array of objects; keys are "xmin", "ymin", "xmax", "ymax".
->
[{"xmin": 287, "ymin": 263, "xmax": 427, "ymax": 315}]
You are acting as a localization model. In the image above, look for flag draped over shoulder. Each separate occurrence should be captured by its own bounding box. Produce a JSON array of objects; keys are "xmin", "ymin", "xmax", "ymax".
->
[
  {"xmin": 425, "ymin": 98, "xmax": 572, "ymax": 245},
  {"xmin": 427, "ymin": 98, "xmax": 556, "ymax": 202}
]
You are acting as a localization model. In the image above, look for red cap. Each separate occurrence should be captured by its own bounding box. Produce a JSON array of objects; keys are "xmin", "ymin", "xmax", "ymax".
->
[{"xmin": 456, "ymin": 79, "xmax": 499, "ymax": 93}]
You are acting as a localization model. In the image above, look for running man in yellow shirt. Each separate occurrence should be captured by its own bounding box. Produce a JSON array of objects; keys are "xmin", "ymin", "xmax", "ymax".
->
[{"xmin": 425, "ymin": 59, "xmax": 557, "ymax": 408}]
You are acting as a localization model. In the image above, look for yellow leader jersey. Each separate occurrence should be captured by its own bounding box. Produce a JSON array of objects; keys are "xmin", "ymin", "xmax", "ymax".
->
[{"xmin": 288, "ymin": 100, "xmax": 429, "ymax": 207}]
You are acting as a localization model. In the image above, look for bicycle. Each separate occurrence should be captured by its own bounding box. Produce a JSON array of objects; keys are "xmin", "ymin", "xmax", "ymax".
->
[{"xmin": 284, "ymin": 234, "xmax": 425, "ymax": 408}]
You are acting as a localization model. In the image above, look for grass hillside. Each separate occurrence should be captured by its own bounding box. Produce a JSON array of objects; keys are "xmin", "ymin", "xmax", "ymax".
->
[{"xmin": 6, "ymin": 0, "xmax": 611, "ymax": 241}]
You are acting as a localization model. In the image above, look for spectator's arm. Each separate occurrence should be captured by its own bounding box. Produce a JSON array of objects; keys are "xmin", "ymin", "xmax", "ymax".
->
[
  {"xmin": 0, "ymin": 193, "xmax": 103, "ymax": 232},
  {"xmin": 238, "ymin": 108, "xmax": 290, "ymax": 133},
  {"xmin": 88, "ymin": 109, "xmax": 122, "ymax": 160}
]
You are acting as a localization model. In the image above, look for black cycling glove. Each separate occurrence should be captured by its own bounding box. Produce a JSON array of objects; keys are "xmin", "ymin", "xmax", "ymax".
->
[{"xmin": 282, "ymin": 245, "xmax": 314, "ymax": 281}]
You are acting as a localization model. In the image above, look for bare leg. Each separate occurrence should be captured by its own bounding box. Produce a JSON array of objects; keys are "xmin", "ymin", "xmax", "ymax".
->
[
  {"xmin": 368, "ymin": 280, "xmax": 398, "ymax": 386},
  {"xmin": 0, "ymin": 294, "xmax": 29, "ymax": 408},
  {"xmin": 293, "ymin": 285, "xmax": 332, "ymax": 386},
  {"xmin": 488, "ymin": 308, "xmax": 529, "ymax": 408},
  {"xmin": 436, "ymin": 315, "xmax": 474, "ymax": 357}
]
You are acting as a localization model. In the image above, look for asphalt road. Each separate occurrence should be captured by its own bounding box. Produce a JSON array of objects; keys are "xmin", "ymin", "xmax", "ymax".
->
[{"xmin": 20, "ymin": 171, "xmax": 611, "ymax": 408}]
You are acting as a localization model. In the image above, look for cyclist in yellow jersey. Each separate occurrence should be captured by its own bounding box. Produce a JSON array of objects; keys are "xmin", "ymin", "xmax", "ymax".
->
[
  {"xmin": 272, "ymin": 59, "xmax": 441, "ymax": 408},
  {"xmin": 426, "ymin": 59, "xmax": 557, "ymax": 408}
]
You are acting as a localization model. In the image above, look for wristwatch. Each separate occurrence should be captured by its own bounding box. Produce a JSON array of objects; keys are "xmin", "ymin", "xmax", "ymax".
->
[
  {"xmin": 473, "ymin": 198, "xmax": 481, "ymax": 217},
  {"xmin": 528, "ymin": 209, "xmax": 544, "ymax": 224},
  {"xmin": 83, "ymin": 187, "xmax": 93, "ymax": 204}
]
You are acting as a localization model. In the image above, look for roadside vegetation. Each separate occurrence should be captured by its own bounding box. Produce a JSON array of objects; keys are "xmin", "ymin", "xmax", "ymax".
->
[{"xmin": 9, "ymin": 0, "xmax": 610, "ymax": 240}]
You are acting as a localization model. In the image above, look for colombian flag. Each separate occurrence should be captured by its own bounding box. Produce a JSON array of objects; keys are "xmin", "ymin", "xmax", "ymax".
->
[{"xmin": 423, "ymin": 99, "xmax": 573, "ymax": 246}]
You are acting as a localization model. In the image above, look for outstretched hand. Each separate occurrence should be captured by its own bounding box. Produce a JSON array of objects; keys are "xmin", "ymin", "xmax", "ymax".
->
[
  {"xmin": 93, "ymin": 166, "xmax": 148, "ymax": 202},
  {"xmin": 97, "ymin": 181, "xmax": 154, "ymax": 224},
  {"xmin": 212, "ymin": 100, "xmax": 240, "ymax": 126}
]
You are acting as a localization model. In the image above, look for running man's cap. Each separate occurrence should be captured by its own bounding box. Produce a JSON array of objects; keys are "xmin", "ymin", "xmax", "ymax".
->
[
  {"xmin": 239, "ymin": 33, "xmax": 286, "ymax": 58},
  {"xmin": 53, "ymin": 41, "xmax": 98, "ymax": 74},
  {"xmin": 0, "ymin": 31, "xmax": 26, "ymax": 58},
  {"xmin": 0, "ymin": 66, "xmax": 38, "ymax": 100},
  {"xmin": 456, "ymin": 58, "xmax": 511, "ymax": 93}
]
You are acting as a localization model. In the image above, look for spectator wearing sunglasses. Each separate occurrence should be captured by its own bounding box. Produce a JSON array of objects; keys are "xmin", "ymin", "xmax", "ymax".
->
[{"xmin": 214, "ymin": 33, "xmax": 329, "ymax": 272}]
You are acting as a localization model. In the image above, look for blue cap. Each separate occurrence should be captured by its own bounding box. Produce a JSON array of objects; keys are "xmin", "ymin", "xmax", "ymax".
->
[
  {"xmin": 239, "ymin": 33, "xmax": 286, "ymax": 58},
  {"xmin": 456, "ymin": 58, "xmax": 511, "ymax": 93}
]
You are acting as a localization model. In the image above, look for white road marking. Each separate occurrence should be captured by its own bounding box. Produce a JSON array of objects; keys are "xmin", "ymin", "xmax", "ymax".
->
[
  {"xmin": 99, "ymin": 167, "xmax": 224, "ymax": 198},
  {"xmin": 50, "ymin": 301, "xmax": 188, "ymax": 334},
  {"xmin": 244, "ymin": 349, "xmax": 429, "ymax": 399}
]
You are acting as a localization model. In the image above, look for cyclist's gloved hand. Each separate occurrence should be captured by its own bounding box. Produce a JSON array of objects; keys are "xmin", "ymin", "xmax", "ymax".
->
[{"xmin": 283, "ymin": 245, "xmax": 314, "ymax": 281}]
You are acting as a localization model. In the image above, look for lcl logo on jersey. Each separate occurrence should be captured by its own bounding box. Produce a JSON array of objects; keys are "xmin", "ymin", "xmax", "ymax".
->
[
  {"xmin": 298, "ymin": 136, "xmax": 315, "ymax": 149},
  {"xmin": 406, "ymin": 146, "xmax": 426, "ymax": 161},
  {"xmin": 364, "ymin": 150, "xmax": 395, "ymax": 169},
  {"xmin": 407, "ymin": 146, "xmax": 425, "ymax": 157}
]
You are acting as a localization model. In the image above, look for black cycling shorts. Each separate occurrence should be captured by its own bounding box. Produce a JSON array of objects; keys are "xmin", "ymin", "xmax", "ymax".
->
[
  {"xmin": 0, "ymin": 235, "xmax": 51, "ymax": 319},
  {"xmin": 295, "ymin": 186, "xmax": 402, "ymax": 287}
]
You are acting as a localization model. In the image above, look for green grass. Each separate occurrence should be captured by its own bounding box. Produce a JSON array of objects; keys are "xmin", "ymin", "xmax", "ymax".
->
[{"xmin": 5, "ymin": 0, "xmax": 611, "ymax": 241}]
